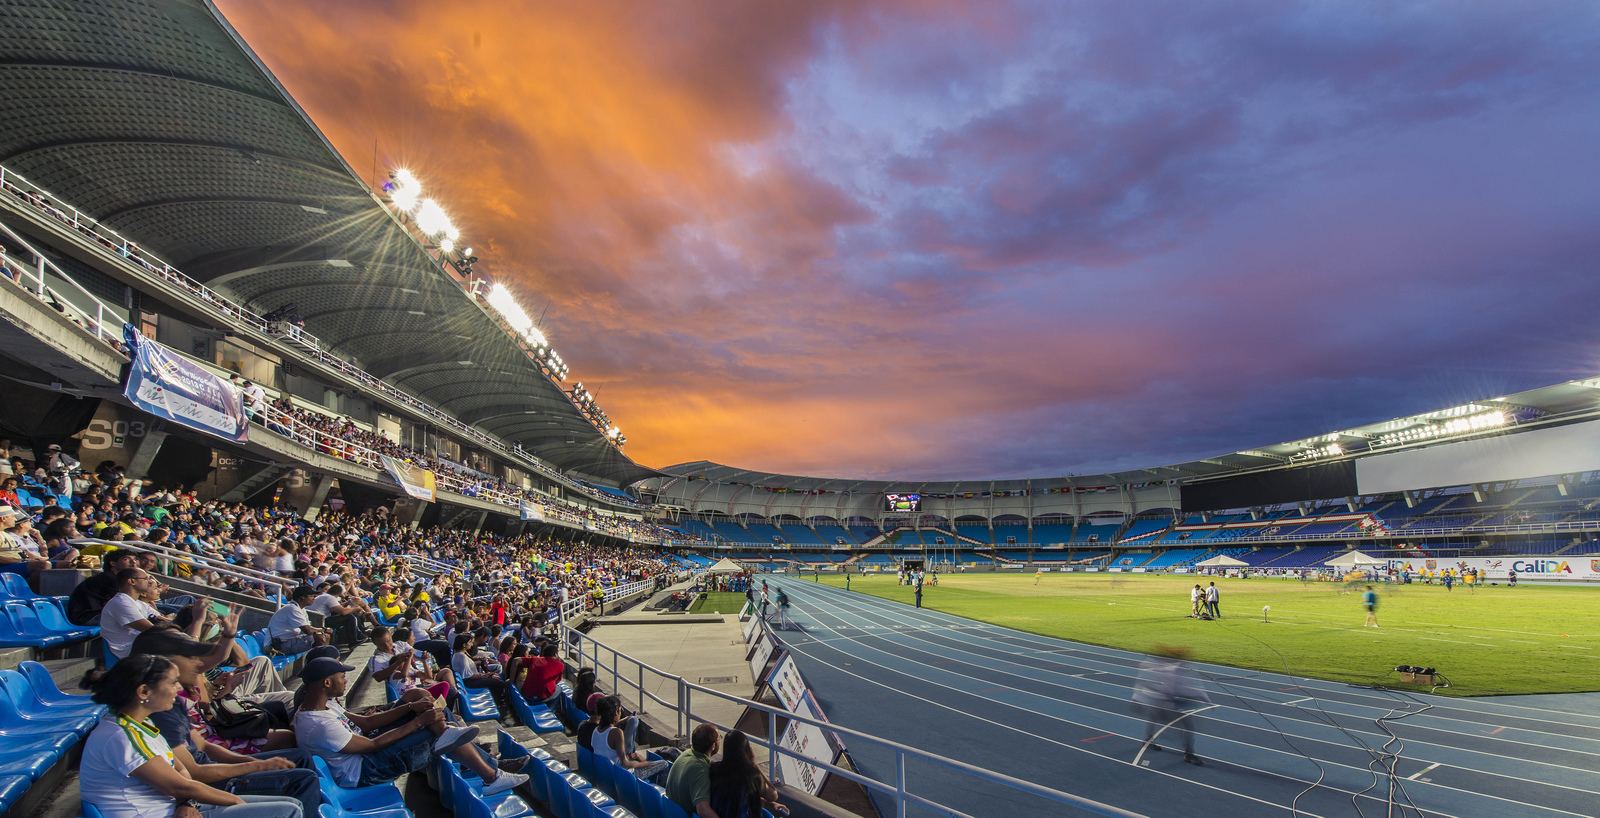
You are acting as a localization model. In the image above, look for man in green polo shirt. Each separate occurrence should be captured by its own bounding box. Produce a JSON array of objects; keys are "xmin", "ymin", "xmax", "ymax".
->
[{"xmin": 665, "ymin": 723, "xmax": 720, "ymax": 817}]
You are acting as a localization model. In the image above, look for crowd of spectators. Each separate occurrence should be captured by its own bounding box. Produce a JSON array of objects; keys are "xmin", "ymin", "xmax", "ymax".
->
[
  {"xmin": 26, "ymin": 489, "xmax": 683, "ymax": 817},
  {"xmin": 0, "ymin": 426, "xmax": 815, "ymax": 818}
]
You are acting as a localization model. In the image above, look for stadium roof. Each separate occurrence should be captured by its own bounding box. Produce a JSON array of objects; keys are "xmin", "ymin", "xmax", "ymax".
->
[
  {"xmin": 0, "ymin": 0, "xmax": 654, "ymax": 485},
  {"xmin": 653, "ymin": 377, "xmax": 1600, "ymax": 493}
]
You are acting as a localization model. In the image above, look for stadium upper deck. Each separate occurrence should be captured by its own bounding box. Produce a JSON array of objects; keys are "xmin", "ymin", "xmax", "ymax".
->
[{"xmin": 0, "ymin": 0, "xmax": 653, "ymax": 489}]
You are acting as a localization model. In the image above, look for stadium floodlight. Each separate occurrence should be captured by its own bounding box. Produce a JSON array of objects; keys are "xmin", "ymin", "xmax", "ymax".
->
[
  {"xmin": 1376, "ymin": 410, "xmax": 1507, "ymax": 447},
  {"xmin": 388, "ymin": 169, "xmax": 422, "ymax": 211},
  {"xmin": 484, "ymin": 282, "xmax": 549, "ymax": 348},
  {"xmin": 607, "ymin": 426, "xmax": 622, "ymax": 439},
  {"xmin": 413, "ymin": 198, "xmax": 452, "ymax": 237},
  {"xmin": 439, "ymin": 238, "xmax": 455, "ymax": 254},
  {"xmin": 1292, "ymin": 442, "xmax": 1345, "ymax": 461}
]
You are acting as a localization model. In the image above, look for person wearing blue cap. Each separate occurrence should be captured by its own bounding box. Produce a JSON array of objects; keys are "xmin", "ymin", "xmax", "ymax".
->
[{"xmin": 292, "ymin": 657, "xmax": 528, "ymax": 795}]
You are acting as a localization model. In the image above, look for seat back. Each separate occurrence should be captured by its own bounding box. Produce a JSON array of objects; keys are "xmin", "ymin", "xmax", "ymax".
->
[
  {"xmin": 576, "ymin": 743, "xmax": 596, "ymax": 781},
  {"xmin": 30, "ymin": 599, "xmax": 75, "ymax": 632},
  {"xmin": 81, "ymin": 801, "xmax": 109, "ymax": 818},
  {"xmin": 0, "ymin": 574, "xmax": 33, "ymax": 600},
  {"xmin": 5, "ymin": 604, "xmax": 44, "ymax": 637},
  {"xmin": 658, "ymin": 794, "xmax": 691, "ymax": 818},
  {"xmin": 311, "ymin": 754, "xmax": 337, "ymax": 783},
  {"xmin": 0, "ymin": 670, "xmax": 36, "ymax": 713},
  {"xmin": 18, "ymin": 661, "xmax": 69, "ymax": 701},
  {"xmin": 238, "ymin": 634, "xmax": 262, "ymax": 659}
]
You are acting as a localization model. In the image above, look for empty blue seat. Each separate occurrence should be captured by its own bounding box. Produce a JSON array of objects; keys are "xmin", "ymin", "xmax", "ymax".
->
[
  {"xmin": 30, "ymin": 600, "xmax": 98, "ymax": 641},
  {"xmin": 9, "ymin": 663, "xmax": 101, "ymax": 716},
  {"xmin": 508, "ymin": 688, "xmax": 563, "ymax": 733},
  {"xmin": 0, "ymin": 574, "xmax": 36, "ymax": 600},
  {"xmin": 455, "ymin": 673, "xmax": 502, "ymax": 722},
  {"xmin": 0, "ymin": 671, "xmax": 98, "ymax": 734}
]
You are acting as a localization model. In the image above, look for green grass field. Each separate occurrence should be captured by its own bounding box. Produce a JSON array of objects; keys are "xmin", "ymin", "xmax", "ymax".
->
[
  {"xmin": 815, "ymin": 573, "xmax": 1600, "ymax": 696},
  {"xmin": 689, "ymin": 591, "xmax": 750, "ymax": 614}
]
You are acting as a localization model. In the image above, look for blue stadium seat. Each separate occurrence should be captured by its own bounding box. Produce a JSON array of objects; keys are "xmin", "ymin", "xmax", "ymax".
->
[
  {"xmin": 29, "ymin": 599, "xmax": 98, "ymax": 640},
  {"xmin": 438, "ymin": 755, "xmax": 536, "ymax": 818},
  {"xmin": 10, "ymin": 663, "xmax": 102, "ymax": 716},
  {"xmin": 0, "ymin": 574, "xmax": 39, "ymax": 601},
  {"xmin": 0, "ymin": 671, "xmax": 98, "ymax": 733},
  {"xmin": 531, "ymin": 757, "xmax": 570, "ymax": 808},
  {"xmin": 507, "ymin": 687, "xmax": 564, "ymax": 733},
  {"xmin": 310, "ymin": 755, "xmax": 407, "ymax": 815},
  {"xmin": 455, "ymin": 672, "xmax": 502, "ymax": 722}
]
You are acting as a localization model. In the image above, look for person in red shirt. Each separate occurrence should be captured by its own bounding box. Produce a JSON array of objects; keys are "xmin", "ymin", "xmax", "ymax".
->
[{"xmin": 517, "ymin": 642, "xmax": 575, "ymax": 727}]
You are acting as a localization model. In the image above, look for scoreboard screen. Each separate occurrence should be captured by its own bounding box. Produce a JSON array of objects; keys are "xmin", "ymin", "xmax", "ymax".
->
[{"xmin": 884, "ymin": 493, "xmax": 922, "ymax": 513}]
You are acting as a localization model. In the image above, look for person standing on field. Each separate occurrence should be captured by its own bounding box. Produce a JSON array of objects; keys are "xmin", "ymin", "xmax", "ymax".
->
[
  {"xmin": 1190, "ymin": 585, "xmax": 1203, "ymax": 618},
  {"xmin": 1204, "ymin": 582, "xmax": 1220, "ymax": 619}
]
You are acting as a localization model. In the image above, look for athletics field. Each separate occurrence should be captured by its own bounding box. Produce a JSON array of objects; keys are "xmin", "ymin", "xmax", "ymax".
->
[{"xmin": 812, "ymin": 572, "xmax": 1600, "ymax": 696}]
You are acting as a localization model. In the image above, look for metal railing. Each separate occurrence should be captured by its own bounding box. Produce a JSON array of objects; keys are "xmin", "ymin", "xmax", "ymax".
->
[
  {"xmin": 244, "ymin": 399, "xmax": 665, "ymax": 541},
  {"xmin": 0, "ymin": 163, "xmax": 627, "ymax": 507},
  {"xmin": 558, "ymin": 581, "xmax": 1143, "ymax": 818},
  {"xmin": 0, "ymin": 219, "xmax": 129, "ymax": 352},
  {"xmin": 70, "ymin": 536, "xmax": 294, "ymax": 606}
]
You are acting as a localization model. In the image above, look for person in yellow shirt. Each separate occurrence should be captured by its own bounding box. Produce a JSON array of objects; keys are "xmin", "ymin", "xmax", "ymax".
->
[{"xmin": 375, "ymin": 584, "xmax": 402, "ymax": 619}]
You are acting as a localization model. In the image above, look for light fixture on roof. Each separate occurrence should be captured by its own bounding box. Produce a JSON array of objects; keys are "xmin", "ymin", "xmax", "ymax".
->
[
  {"xmin": 1376, "ymin": 410, "xmax": 1508, "ymax": 447},
  {"xmin": 386, "ymin": 169, "xmax": 421, "ymax": 212}
]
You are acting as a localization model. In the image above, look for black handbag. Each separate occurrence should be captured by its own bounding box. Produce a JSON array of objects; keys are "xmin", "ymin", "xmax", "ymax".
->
[{"xmin": 208, "ymin": 696, "xmax": 272, "ymax": 739}]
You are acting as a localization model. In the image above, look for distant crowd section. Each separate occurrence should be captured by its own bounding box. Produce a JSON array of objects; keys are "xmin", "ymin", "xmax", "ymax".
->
[{"xmin": 661, "ymin": 475, "xmax": 1600, "ymax": 571}]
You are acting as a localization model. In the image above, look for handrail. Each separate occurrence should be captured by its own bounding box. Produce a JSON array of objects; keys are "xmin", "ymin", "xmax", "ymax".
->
[
  {"xmin": 558, "ymin": 586, "xmax": 1143, "ymax": 818},
  {"xmin": 69, "ymin": 536, "xmax": 292, "ymax": 606},
  {"xmin": 0, "ymin": 163, "xmax": 627, "ymax": 507},
  {"xmin": 0, "ymin": 219, "xmax": 128, "ymax": 351},
  {"xmin": 397, "ymin": 553, "xmax": 456, "ymax": 577}
]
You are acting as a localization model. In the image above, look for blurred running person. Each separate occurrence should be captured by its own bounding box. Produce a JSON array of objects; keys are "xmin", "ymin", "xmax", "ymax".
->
[
  {"xmin": 1363, "ymin": 585, "xmax": 1379, "ymax": 628},
  {"xmin": 1132, "ymin": 646, "xmax": 1210, "ymax": 766}
]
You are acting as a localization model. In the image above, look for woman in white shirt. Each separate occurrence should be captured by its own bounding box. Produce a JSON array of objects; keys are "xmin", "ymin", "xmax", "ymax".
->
[{"xmin": 81, "ymin": 653, "xmax": 303, "ymax": 818}]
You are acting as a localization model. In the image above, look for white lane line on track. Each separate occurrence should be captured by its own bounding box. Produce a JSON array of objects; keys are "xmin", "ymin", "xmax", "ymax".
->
[
  {"xmin": 785, "ymin": 596, "xmax": 1554, "ymax": 818},
  {"xmin": 803, "ymin": 579, "xmax": 1600, "ymax": 728},
  {"xmin": 1409, "ymin": 763, "xmax": 1443, "ymax": 781},
  {"xmin": 794, "ymin": 582, "xmax": 1600, "ymax": 766},
  {"xmin": 791, "ymin": 585, "xmax": 1600, "ymax": 802}
]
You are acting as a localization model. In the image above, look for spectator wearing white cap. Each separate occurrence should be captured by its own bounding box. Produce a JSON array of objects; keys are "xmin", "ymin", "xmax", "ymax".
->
[{"xmin": 0, "ymin": 506, "xmax": 48, "ymax": 581}]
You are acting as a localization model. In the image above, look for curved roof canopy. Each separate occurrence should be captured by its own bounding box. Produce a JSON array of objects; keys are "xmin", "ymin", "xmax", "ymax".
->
[{"xmin": 0, "ymin": 0, "xmax": 654, "ymax": 485}]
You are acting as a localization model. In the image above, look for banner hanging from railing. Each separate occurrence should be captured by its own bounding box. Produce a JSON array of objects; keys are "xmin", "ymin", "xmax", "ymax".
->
[
  {"xmin": 121, "ymin": 325, "xmax": 249, "ymax": 443},
  {"xmin": 520, "ymin": 501, "xmax": 544, "ymax": 522},
  {"xmin": 381, "ymin": 455, "xmax": 437, "ymax": 502}
]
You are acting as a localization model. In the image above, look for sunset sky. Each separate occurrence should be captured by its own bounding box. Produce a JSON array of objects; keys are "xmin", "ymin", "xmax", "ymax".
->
[{"xmin": 219, "ymin": 0, "xmax": 1600, "ymax": 481}]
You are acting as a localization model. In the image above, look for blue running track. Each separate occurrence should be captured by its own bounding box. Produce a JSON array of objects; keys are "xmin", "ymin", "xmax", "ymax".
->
[{"xmin": 765, "ymin": 577, "xmax": 1600, "ymax": 818}]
